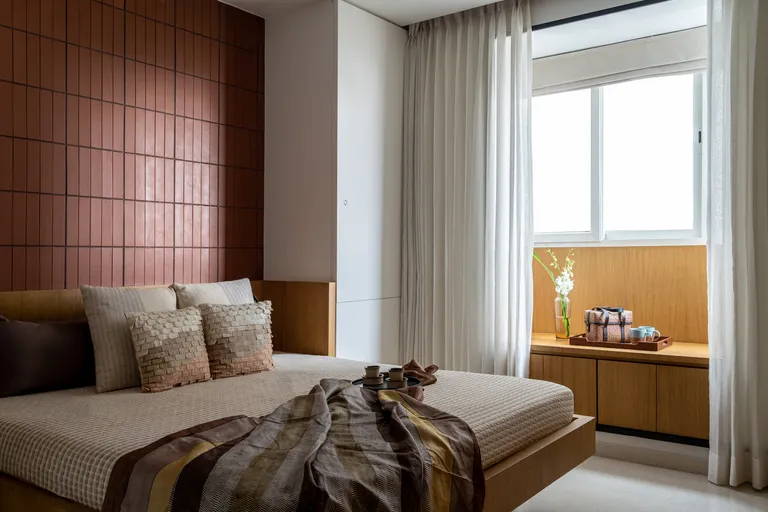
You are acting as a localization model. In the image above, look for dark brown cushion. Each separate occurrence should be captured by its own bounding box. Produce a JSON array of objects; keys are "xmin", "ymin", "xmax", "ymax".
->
[{"xmin": 0, "ymin": 316, "xmax": 96, "ymax": 397}]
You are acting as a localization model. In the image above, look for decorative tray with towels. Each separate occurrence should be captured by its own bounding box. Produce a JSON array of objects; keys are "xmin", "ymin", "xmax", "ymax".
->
[
  {"xmin": 568, "ymin": 306, "xmax": 672, "ymax": 351},
  {"xmin": 351, "ymin": 365, "xmax": 422, "ymax": 390}
]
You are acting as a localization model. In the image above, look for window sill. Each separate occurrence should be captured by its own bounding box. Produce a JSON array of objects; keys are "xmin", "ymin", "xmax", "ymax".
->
[{"xmin": 535, "ymin": 238, "xmax": 706, "ymax": 248}]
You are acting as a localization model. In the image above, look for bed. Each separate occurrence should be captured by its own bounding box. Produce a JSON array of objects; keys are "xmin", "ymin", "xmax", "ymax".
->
[{"xmin": 0, "ymin": 282, "xmax": 595, "ymax": 512}]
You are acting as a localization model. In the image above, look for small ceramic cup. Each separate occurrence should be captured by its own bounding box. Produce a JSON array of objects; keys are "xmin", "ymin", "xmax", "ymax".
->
[
  {"xmin": 630, "ymin": 327, "xmax": 651, "ymax": 342},
  {"xmin": 639, "ymin": 326, "xmax": 661, "ymax": 340},
  {"xmin": 388, "ymin": 367, "xmax": 405, "ymax": 381},
  {"xmin": 365, "ymin": 365, "xmax": 381, "ymax": 378}
]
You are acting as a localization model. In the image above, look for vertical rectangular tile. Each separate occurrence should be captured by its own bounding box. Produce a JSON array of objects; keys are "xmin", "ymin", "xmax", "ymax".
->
[
  {"xmin": 78, "ymin": 247, "xmax": 90, "ymax": 286},
  {"xmin": 0, "ymin": 137, "xmax": 10, "ymax": 190},
  {"xmin": 123, "ymin": 247, "xmax": 134, "ymax": 285},
  {"xmin": 13, "ymin": 139, "xmax": 26, "ymax": 191},
  {"xmin": 52, "ymin": 195, "xmax": 65, "ymax": 245},
  {"xmin": 27, "ymin": 34, "xmax": 41, "ymax": 87},
  {"xmin": 52, "ymin": 92, "xmax": 66, "ymax": 143},
  {"xmin": 13, "ymin": 30, "xmax": 26, "ymax": 84},
  {"xmin": 78, "ymin": 46, "xmax": 90, "ymax": 98},
  {"xmin": 26, "ymin": 140, "xmax": 40, "ymax": 192},
  {"xmin": 66, "ymin": 146, "xmax": 78, "ymax": 195},
  {"xmin": 78, "ymin": 147, "xmax": 90, "ymax": 196},
  {"xmin": 0, "ymin": 82, "xmax": 11, "ymax": 136},
  {"xmin": 65, "ymin": 247, "xmax": 77, "ymax": 288},
  {"xmin": 90, "ymin": 148, "xmax": 102, "ymax": 197},
  {"xmin": 112, "ymin": 152, "xmax": 124, "ymax": 198},
  {"xmin": 183, "ymin": 204, "xmax": 193, "ymax": 247},
  {"xmin": 26, "ymin": 88, "xmax": 40, "ymax": 141},
  {"xmin": 13, "ymin": 84, "xmax": 27, "ymax": 137},
  {"xmin": 78, "ymin": 197, "xmax": 90, "ymax": 246},
  {"xmin": 134, "ymin": 247, "xmax": 144, "ymax": 285},
  {"xmin": 51, "ymin": 247, "xmax": 64, "ymax": 288},
  {"xmin": 90, "ymin": 0, "xmax": 102, "ymax": 52},
  {"xmin": 0, "ymin": 27, "xmax": 11, "ymax": 82},
  {"xmin": 39, "ymin": 246, "xmax": 52, "ymax": 290},
  {"xmin": 78, "ymin": 96, "xmax": 90, "ymax": 146},
  {"xmin": 12, "ymin": 192, "xmax": 26, "ymax": 244},
  {"xmin": 101, "ymin": 197, "xmax": 112, "ymax": 246},
  {"xmin": 0, "ymin": 192, "xmax": 11, "ymax": 244},
  {"xmin": 90, "ymin": 50, "xmax": 102, "ymax": 100},
  {"xmin": 112, "ymin": 247, "xmax": 122, "ymax": 286},
  {"xmin": 12, "ymin": 247, "xmax": 26, "ymax": 291},
  {"xmin": 101, "ymin": 247, "xmax": 112, "ymax": 286},
  {"xmin": 112, "ymin": 199, "xmax": 123, "ymax": 247},
  {"xmin": 53, "ymin": 144, "xmax": 66, "ymax": 194},
  {"xmin": 25, "ymin": 247, "xmax": 40, "ymax": 290},
  {"xmin": 90, "ymin": 198, "xmax": 101, "ymax": 246}
]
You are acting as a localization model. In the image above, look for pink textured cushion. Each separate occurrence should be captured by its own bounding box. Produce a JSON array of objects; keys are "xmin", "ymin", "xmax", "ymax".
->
[
  {"xmin": 127, "ymin": 307, "xmax": 211, "ymax": 393},
  {"xmin": 199, "ymin": 302, "xmax": 274, "ymax": 379}
]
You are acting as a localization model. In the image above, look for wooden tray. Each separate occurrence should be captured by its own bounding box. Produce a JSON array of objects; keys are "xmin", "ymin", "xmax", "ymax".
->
[
  {"xmin": 350, "ymin": 376, "xmax": 422, "ymax": 390},
  {"xmin": 569, "ymin": 334, "xmax": 673, "ymax": 351}
]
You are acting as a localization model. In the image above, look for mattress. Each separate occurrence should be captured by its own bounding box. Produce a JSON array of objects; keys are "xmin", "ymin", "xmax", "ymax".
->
[{"xmin": 0, "ymin": 354, "xmax": 573, "ymax": 510}]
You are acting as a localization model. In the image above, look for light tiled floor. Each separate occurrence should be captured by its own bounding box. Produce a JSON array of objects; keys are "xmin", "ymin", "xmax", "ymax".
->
[{"xmin": 517, "ymin": 457, "xmax": 768, "ymax": 512}]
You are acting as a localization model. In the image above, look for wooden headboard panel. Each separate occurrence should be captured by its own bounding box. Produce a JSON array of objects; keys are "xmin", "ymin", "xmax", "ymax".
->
[{"xmin": 0, "ymin": 281, "xmax": 336, "ymax": 357}]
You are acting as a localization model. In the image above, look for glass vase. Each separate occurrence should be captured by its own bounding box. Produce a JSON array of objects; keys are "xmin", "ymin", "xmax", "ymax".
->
[{"xmin": 554, "ymin": 295, "xmax": 571, "ymax": 339}]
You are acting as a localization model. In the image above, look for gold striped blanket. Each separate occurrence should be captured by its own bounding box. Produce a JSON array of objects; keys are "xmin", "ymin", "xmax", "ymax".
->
[{"xmin": 101, "ymin": 379, "xmax": 485, "ymax": 512}]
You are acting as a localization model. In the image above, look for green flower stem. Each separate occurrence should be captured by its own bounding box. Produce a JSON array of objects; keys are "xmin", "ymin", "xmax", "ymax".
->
[{"xmin": 560, "ymin": 293, "xmax": 570, "ymax": 337}]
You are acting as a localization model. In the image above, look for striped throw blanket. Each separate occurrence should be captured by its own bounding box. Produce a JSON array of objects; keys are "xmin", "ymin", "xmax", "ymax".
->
[{"xmin": 102, "ymin": 379, "xmax": 485, "ymax": 512}]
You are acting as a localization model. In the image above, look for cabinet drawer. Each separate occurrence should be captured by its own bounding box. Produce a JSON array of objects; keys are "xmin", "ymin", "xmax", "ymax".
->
[
  {"xmin": 530, "ymin": 354, "xmax": 596, "ymax": 417},
  {"xmin": 598, "ymin": 360, "xmax": 656, "ymax": 431},
  {"xmin": 657, "ymin": 365, "xmax": 709, "ymax": 439}
]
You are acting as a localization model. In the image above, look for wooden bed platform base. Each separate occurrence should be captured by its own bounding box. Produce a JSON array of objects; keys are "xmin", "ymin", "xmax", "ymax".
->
[{"xmin": 0, "ymin": 415, "xmax": 594, "ymax": 512}]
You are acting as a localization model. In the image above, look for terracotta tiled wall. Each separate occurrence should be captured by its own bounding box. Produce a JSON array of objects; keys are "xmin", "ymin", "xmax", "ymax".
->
[{"xmin": 0, "ymin": 0, "xmax": 264, "ymax": 291}]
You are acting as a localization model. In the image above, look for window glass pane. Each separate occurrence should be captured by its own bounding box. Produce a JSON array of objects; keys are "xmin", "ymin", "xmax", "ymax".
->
[
  {"xmin": 532, "ymin": 89, "xmax": 592, "ymax": 234},
  {"xmin": 603, "ymin": 74, "xmax": 695, "ymax": 231}
]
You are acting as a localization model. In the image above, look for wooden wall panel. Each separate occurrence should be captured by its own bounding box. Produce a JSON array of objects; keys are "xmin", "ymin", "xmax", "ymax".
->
[
  {"xmin": 0, "ymin": 0, "xmax": 265, "ymax": 291},
  {"xmin": 533, "ymin": 246, "xmax": 708, "ymax": 343}
]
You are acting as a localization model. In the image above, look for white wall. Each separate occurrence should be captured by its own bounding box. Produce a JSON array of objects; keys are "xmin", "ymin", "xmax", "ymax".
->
[
  {"xmin": 336, "ymin": 1, "xmax": 406, "ymax": 363},
  {"xmin": 264, "ymin": 0, "xmax": 338, "ymax": 282}
]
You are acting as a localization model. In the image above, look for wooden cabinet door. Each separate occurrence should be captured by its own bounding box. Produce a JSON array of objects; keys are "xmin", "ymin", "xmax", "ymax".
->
[
  {"xmin": 598, "ymin": 361, "xmax": 656, "ymax": 431},
  {"xmin": 657, "ymin": 365, "xmax": 709, "ymax": 439},
  {"xmin": 530, "ymin": 354, "xmax": 597, "ymax": 417}
]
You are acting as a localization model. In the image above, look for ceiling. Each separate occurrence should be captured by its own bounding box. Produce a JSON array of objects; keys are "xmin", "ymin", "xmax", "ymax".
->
[
  {"xmin": 344, "ymin": 0, "xmax": 496, "ymax": 26},
  {"xmin": 533, "ymin": 0, "xmax": 707, "ymax": 58},
  {"xmin": 219, "ymin": 0, "xmax": 319, "ymax": 18}
]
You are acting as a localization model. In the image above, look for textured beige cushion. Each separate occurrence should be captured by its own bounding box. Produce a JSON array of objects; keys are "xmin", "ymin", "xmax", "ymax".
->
[
  {"xmin": 199, "ymin": 302, "xmax": 274, "ymax": 379},
  {"xmin": 81, "ymin": 286, "xmax": 177, "ymax": 393},
  {"xmin": 172, "ymin": 278, "xmax": 255, "ymax": 308},
  {"xmin": 126, "ymin": 307, "xmax": 211, "ymax": 393}
]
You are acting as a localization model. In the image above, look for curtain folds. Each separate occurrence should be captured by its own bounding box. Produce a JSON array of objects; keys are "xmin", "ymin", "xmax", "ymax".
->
[
  {"xmin": 707, "ymin": 0, "xmax": 768, "ymax": 490},
  {"xmin": 400, "ymin": 1, "xmax": 533, "ymax": 376}
]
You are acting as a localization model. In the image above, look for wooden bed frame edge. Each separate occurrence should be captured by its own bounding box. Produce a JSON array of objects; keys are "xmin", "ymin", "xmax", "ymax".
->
[{"xmin": 0, "ymin": 415, "xmax": 595, "ymax": 512}]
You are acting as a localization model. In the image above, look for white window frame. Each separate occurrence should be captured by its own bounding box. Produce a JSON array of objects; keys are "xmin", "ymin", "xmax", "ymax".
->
[{"xmin": 534, "ymin": 73, "xmax": 705, "ymax": 248}]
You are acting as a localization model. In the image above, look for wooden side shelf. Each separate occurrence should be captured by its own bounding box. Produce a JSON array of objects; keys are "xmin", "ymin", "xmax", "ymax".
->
[{"xmin": 530, "ymin": 333, "xmax": 709, "ymax": 440}]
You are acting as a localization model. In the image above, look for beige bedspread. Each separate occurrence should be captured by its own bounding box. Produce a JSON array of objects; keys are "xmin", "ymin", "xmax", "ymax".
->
[{"xmin": 0, "ymin": 354, "xmax": 573, "ymax": 510}]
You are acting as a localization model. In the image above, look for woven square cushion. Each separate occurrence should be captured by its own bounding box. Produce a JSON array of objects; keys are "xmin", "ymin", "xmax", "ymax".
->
[
  {"xmin": 126, "ymin": 307, "xmax": 211, "ymax": 393},
  {"xmin": 199, "ymin": 301, "xmax": 274, "ymax": 379},
  {"xmin": 172, "ymin": 278, "xmax": 255, "ymax": 308},
  {"xmin": 81, "ymin": 286, "xmax": 178, "ymax": 393}
]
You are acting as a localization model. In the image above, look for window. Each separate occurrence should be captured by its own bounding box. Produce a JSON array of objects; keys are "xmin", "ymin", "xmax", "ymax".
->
[{"xmin": 532, "ymin": 73, "xmax": 703, "ymax": 245}]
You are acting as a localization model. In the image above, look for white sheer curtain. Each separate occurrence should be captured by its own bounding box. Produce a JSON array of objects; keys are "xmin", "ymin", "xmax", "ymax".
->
[
  {"xmin": 400, "ymin": 0, "xmax": 533, "ymax": 376},
  {"xmin": 707, "ymin": 0, "xmax": 768, "ymax": 490}
]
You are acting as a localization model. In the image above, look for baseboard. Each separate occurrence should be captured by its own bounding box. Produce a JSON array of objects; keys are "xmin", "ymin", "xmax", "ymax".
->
[{"xmin": 595, "ymin": 431, "xmax": 709, "ymax": 475}]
